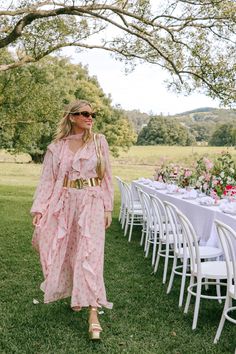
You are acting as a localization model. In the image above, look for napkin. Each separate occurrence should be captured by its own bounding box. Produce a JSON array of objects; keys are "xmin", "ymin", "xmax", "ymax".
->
[
  {"xmin": 220, "ymin": 201, "xmax": 236, "ymax": 214},
  {"xmin": 199, "ymin": 196, "xmax": 215, "ymax": 206},
  {"xmin": 153, "ymin": 181, "xmax": 166, "ymax": 189},
  {"xmin": 166, "ymin": 184, "xmax": 178, "ymax": 193},
  {"xmin": 183, "ymin": 189, "xmax": 198, "ymax": 199}
]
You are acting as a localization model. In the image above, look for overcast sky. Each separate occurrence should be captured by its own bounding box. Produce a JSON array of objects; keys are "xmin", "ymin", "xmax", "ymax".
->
[{"xmin": 61, "ymin": 47, "xmax": 220, "ymax": 116}]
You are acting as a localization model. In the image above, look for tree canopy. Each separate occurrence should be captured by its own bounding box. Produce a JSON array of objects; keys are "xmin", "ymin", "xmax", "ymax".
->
[
  {"xmin": 0, "ymin": 50, "xmax": 136, "ymax": 161},
  {"xmin": 0, "ymin": 0, "xmax": 235, "ymax": 105},
  {"xmin": 209, "ymin": 123, "xmax": 236, "ymax": 146},
  {"xmin": 137, "ymin": 116, "xmax": 194, "ymax": 146}
]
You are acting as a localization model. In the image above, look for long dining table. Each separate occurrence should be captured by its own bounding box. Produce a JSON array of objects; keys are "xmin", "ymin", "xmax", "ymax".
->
[{"xmin": 132, "ymin": 180, "xmax": 236, "ymax": 253}]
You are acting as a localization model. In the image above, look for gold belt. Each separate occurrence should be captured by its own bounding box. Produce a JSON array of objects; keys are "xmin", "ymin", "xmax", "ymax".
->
[{"xmin": 63, "ymin": 176, "xmax": 101, "ymax": 189}]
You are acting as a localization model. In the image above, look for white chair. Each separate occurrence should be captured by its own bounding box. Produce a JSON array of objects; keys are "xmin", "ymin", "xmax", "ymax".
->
[
  {"xmin": 176, "ymin": 209, "xmax": 227, "ymax": 329},
  {"xmin": 138, "ymin": 189, "xmax": 154, "ymax": 253},
  {"xmin": 164, "ymin": 201, "xmax": 224, "ymax": 308},
  {"xmin": 122, "ymin": 182, "xmax": 143, "ymax": 242},
  {"xmin": 149, "ymin": 194, "xmax": 174, "ymax": 281},
  {"xmin": 214, "ymin": 220, "xmax": 236, "ymax": 344},
  {"xmin": 135, "ymin": 186, "xmax": 149, "ymax": 248}
]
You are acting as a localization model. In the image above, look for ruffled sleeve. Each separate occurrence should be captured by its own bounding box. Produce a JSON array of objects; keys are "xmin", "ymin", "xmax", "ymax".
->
[
  {"xmin": 100, "ymin": 135, "xmax": 114, "ymax": 212},
  {"xmin": 30, "ymin": 148, "xmax": 56, "ymax": 216}
]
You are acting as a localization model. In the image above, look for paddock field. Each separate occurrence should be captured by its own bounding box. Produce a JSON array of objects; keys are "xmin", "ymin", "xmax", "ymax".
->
[
  {"xmin": 0, "ymin": 145, "xmax": 235, "ymax": 186},
  {"xmin": 0, "ymin": 145, "xmax": 235, "ymax": 353}
]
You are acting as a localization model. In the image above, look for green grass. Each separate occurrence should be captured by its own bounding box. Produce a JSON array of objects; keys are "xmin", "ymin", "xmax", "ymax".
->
[
  {"xmin": 0, "ymin": 162, "xmax": 235, "ymax": 353},
  {"xmin": 111, "ymin": 145, "xmax": 236, "ymax": 167}
]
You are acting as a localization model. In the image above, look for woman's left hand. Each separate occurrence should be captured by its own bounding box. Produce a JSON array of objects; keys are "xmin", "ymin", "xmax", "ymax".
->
[{"xmin": 104, "ymin": 211, "xmax": 112, "ymax": 229}]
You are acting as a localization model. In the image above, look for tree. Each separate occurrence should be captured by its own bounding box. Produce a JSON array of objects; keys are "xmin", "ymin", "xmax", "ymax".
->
[
  {"xmin": 209, "ymin": 123, "xmax": 236, "ymax": 146},
  {"xmin": 188, "ymin": 122, "xmax": 212, "ymax": 142},
  {"xmin": 0, "ymin": 1, "xmax": 235, "ymax": 105},
  {"xmin": 137, "ymin": 116, "xmax": 194, "ymax": 146},
  {"xmin": 0, "ymin": 51, "xmax": 136, "ymax": 161}
]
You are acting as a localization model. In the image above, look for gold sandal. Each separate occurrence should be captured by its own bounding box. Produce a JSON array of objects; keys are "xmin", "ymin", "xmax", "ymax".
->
[{"xmin": 88, "ymin": 307, "xmax": 102, "ymax": 340}]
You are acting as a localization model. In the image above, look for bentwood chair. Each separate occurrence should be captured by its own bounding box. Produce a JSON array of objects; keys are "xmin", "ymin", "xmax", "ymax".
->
[
  {"xmin": 149, "ymin": 194, "xmax": 175, "ymax": 280},
  {"xmin": 122, "ymin": 182, "xmax": 143, "ymax": 242},
  {"xmin": 164, "ymin": 201, "xmax": 223, "ymax": 308},
  {"xmin": 214, "ymin": 220, "xmax": 236, "ymax": 344},
  {"xmin": 176, "ymin": 209, "xmax": 227, "ymax": 330}
]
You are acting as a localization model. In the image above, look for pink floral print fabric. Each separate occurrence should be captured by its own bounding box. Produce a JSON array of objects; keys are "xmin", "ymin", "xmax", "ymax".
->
[{"xmin": 30, "ymin": 134, "xmax": 114, "ymax": 309}]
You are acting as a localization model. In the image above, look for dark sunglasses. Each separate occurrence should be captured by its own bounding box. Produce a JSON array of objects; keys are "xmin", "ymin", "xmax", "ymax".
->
[{"xmin": 71, "ymin": 111, "xmax": 96, "ymax": 118}]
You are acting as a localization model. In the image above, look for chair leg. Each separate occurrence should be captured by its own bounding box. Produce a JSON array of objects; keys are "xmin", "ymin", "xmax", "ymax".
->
[
  {"xmin": 216, "ymin": 278, "xmax": 222, "ymax": 304},
  {"xmin": 179, "ymin": 257, "xmax": 187, "ymax": 308},
  {"xmin": 128, "ymin": 214, "xmax": 134, "ymax": 242},
  {"xmin": 154, "ymin": 240, "xmax": 162, "ymax": 273},
  {"xmin": 184, "ymin": 275, "xmax": 194, "ymax": 314},
  {"xmin": 140, "ymin": 223, "xmax": 145, "ymax": 246},
  {"xmin": 167, "ymin": 255, "xmax": 177, "ymax": 294},
  {"xmin": 214, "ymin": 293, "xmax": 230, "ymax": 344},
  {"xmin": 192, "ymin": 280, "xmax": 202, "ymax": 330},
  {"xmin": 121, "ymin": 209, "xmax": 126, "ymax": 229},
  {"xmin": 152, "ymin": 231, "xmax": 158, "ymax": 267},
  {"xmin": 145, "ymin": 238, "xmax": 151, "ymax": 258},
  {"xmin": 124, "ymin": 213, "xmax": 129, "ymax": 236},
  {"xmin": 163, "ymin": 243, "xmax": 170, "ymax": 284},
  {"xmin": 144, "ymin": 223, "xmax": 149, "ymax": 252}
]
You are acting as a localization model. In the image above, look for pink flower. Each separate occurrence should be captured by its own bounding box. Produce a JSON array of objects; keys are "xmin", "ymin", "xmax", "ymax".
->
[
  {"xmin": 211, "ymin": 178, "xmax": 218, "ymax": 186},
  {"xmin": 204, "ymin": 172, "xmax": 211, "ymax": 182},
  {"xmin": 184, "ymin": 169, "xmax": 192, "ymax": 177},
  {"xmin": 203, "ymin": 157, "xmax": 214, "ymax": 170}
]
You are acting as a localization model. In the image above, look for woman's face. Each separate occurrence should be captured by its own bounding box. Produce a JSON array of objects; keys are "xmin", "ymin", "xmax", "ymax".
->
[{"xmin": 70, "ymin": 104, "xmax": 94, "ymax": 130}]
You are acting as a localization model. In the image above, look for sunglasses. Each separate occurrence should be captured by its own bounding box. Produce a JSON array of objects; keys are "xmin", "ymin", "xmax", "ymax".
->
[{"xmin": 71, "ymin": 111, "xmax": 96, "ymax": 118}]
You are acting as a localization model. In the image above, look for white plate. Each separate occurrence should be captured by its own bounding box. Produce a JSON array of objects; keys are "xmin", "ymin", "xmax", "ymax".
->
[
  {"xmin": 182, "ymin": 196, "xmax": 197, "ymax": 200},
  {"xmin": 222, "ymin": 209, "xmax": 236, "ymax": 215}
]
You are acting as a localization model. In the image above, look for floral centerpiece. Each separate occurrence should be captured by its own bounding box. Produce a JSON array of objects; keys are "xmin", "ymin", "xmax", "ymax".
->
[
  {"xmin": 209, "ymin": 152, "xmax": 236, "ymax": 198},
  {"xmin": 154, "ymin": 151, "xmax": 236, "ymax": 199}
]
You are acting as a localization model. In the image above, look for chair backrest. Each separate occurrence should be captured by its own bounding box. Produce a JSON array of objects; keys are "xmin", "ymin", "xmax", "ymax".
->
[
  {"xmin": 215, "ymin": 220, "xmax": 236, "ymax": 297},
  {"xmin": 136, "ymin": 186, "xmax": 146, "ymax": 219},
  {"xmin": 115, "ymin": 176, "xmax": 123, "ymax": 202},
  {"xmin": 122, "ymin": 182, "xmax": 132, "ymax": 209},
  {"xmin": 175, "ymin": 208, "xmax": 202, "ymax": 275},
  {"xmin": 149, "ymin": 194, "xmax": 167, "ymax": 239},
  {"xmin": 164, "ymin": 201, "xmax": 186, "ymax": 254},
  {"xmin": 139, "ymin": 189, "xmax": 152, "ymax": 225}
]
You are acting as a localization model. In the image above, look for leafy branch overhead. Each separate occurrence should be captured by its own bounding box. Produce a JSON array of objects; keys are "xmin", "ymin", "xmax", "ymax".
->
[{"xmin": 0, "ymin": 0, "xmax": 235, "ymax": 105}]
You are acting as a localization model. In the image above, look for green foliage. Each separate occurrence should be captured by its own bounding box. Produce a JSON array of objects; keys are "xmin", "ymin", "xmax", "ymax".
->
[
  {"xmin": 137, "ymin": 116, "xmax": 195, "ymax": 146},
  {"xmin": 209, "ymin": 124, "xmax": 236, "ymax": 146},
  {"xmin": 0, "ymin": 51, "xmax": 136, "ymax": 161},
  {"xmin": 0, "ymin": 1, "xmax": 236, "ymax": 104}
]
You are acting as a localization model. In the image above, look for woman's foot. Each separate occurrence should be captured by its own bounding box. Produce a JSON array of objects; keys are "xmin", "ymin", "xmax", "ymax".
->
[
  {"xmin": 88, "ymin": 307, "xmax": 102, "ymax": 340},
  {"xmin": 71, "ymin": 306, "xmax": 81, "ymax": 312}
]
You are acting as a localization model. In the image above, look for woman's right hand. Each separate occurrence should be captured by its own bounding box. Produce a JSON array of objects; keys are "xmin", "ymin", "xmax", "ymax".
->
[{"xmin": 32, "ymin": 213, "xmax": 42, "ymax": 226}]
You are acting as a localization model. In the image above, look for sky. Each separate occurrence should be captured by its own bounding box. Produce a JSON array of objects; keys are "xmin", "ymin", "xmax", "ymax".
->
[{"xmin": 61, "ymin": 47, "xmax": 220, "ymax": 116}]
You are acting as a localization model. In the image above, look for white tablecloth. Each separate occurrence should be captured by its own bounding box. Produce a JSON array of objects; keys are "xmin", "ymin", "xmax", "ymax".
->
[{"xmin": 132, "ymin": 181, "xmax": 236, "ymax": 253}]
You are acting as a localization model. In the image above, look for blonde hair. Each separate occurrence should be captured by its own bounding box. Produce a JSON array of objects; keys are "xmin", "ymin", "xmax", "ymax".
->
[{"xmin": 54, "ymin": 99, "xmax": 93, "ymax": 142}]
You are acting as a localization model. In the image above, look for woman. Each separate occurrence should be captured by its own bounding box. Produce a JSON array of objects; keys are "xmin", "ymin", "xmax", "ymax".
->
[{"xmin": 31, "ymin": 99, "xmax": 113, "ymax": 340}]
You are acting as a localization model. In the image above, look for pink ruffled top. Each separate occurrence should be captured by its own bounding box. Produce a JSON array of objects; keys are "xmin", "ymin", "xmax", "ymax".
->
[{"xmin": 31, "ymin": 133, "xmax": 114, "ymax": 215}]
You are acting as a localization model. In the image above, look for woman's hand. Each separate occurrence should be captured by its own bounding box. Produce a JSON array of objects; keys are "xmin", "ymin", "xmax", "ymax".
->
[
  {"xmin": 32, "ymin": 213, "xmax": 42, "ymax": 227},
  {"xmin": 104, "ymin": 211, "xmax": 112, "ymax": 229}
]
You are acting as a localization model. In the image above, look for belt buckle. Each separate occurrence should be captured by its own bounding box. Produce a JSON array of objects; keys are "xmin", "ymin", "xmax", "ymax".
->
[{"xmin": 81, "ymin": 179, "xmax": 89, "ymax": 188}]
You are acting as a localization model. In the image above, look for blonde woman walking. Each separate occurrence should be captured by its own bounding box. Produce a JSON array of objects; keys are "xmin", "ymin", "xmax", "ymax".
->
[{"xmin": 31, "ymin": 99, "xmax": 113, "ymax": 340}]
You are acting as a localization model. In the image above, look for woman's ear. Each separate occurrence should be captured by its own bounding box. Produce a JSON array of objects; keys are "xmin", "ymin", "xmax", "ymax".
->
[{"xmin": 69, "ymin": 115, "xmax": 75, "ymax": 124}]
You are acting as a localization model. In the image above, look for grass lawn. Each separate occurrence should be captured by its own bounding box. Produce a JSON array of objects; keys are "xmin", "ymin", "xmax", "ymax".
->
[{"xmin": 0, "ymin": 162, "xmax": 235, "ymax": 354}]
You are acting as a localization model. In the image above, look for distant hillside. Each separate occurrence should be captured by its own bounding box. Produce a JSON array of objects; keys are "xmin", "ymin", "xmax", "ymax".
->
[
  {"xmin": 172, "ymin": 107, "xmax": 236, "ymax": 123},
  {"xmin": 176, "ymin": 107, "xmax": 215, "ymax": 115},
  {"xmin": 125, "ymin": 107, "xmax": 236, "ymax": 143}
]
